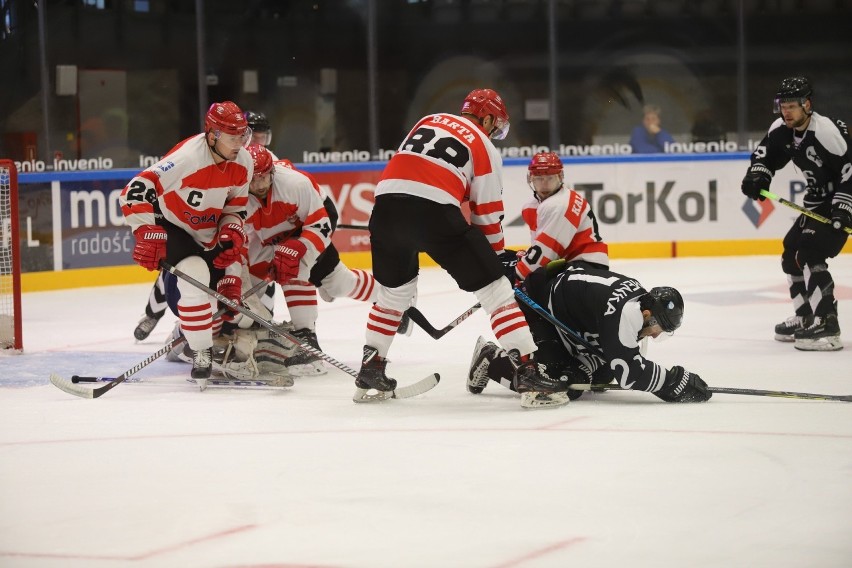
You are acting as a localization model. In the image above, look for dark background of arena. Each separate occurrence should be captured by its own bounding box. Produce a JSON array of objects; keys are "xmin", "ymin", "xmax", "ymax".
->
[{"xmin": 1, "ymin": 0, "xmax": 851, "ymax": 166}]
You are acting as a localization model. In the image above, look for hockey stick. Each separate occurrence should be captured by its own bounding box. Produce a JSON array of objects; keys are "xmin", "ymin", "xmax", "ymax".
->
[
  {"xmin": 568, "ymin": 383, "xmax": 852, "ymax": 402},
  {"xmin": 49, "ymin": 279, "xmax": 270, "ymax": 398},
  {"xmin": 407, "ymin": 303, "xmax": 481, "ymax": 340},
  {"xmin": 760, "ymin": 189, "xmax": 852, "ymax": 234},
  {"xmin": 336, "ymin": 223, "xmax": 369, "ymax": 231},
  {"xmin": 513, "ymin": 287, "xmax": 604, "ymax": 357},
  {"xmin": 161, "ymin": 261, "xmax": 440, "ymax": 400}
]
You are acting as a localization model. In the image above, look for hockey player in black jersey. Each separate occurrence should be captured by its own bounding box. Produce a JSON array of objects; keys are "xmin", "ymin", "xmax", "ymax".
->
[
  {"xmin": 741, "ymin": 76, "xmax": 850, "ymax": 351},
  {"xmin": 467, "ymin": 261, "xmax": 712, "ymax": 406}
]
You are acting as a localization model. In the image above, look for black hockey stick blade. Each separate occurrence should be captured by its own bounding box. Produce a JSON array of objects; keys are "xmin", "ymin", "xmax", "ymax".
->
[
  {"xmin": 407, "ymin": 304, "xmax": 481, "ymax": 339},
  {"xmin": 568, "ymin": 383, "xmax": 852, "ymax": 402}
]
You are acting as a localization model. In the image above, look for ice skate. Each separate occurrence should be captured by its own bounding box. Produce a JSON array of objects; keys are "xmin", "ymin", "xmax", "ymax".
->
[
  {"xmin": 467, "ymin": 336, "xmax": 499, "ymax": 394},
  {"xmin": 133, "ymin": 314, "xmax": 161, "ymax": 341},
  {"xmin": 774, "ymin": 315, "xmax": 807, "ymax": 342},
  {"xmin": 191, "ymin": 347, "xmax": 212, "ymax": 391},
  {"xmin": 284, "ymin": 328, "xmax": 327, "ymax": 376},
  {"xmin": 354, "ymin": 346, "xmax": 398, "ymax": 402},
  {"xmin": 511, "ymin": 352, "xmax": 569, "ymax": 409},
  {"xmin": 794, "ymin": 314, "xmax": 842, "ymax": 351}
]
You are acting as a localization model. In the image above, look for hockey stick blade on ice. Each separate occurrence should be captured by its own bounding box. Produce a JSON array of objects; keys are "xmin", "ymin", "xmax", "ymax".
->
[
  {"xmin": 407, "ymin": 303, "xmax": 481, "ymax": 340},
  {"xmin": 49, "ymin": 279, "xmax": 270, "ymax": 399},
  {"xmin": 568, "ymin": 383, "xmax": 852, "ymax": 402},
  {"xmin": 161, "ymin": 261, "xmax": 440, "ymax": 400},
  {"xmin": 760, "ymin": 189, "xmax": 852, "ymax": 234},
  {"xmin": 73, "ymin": 376, "xmax": 292, "ymax": 389}
]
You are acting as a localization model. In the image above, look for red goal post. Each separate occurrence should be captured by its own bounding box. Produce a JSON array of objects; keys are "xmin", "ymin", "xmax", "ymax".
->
[{"xmin": 0, "ymin": 159, "xmax": 22, "ymax": 350}]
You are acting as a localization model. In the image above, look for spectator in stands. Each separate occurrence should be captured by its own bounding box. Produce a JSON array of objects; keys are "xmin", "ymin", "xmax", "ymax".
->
[{"xmin": 629, "ymin": 104, "xmax": 675, "ymax": 154}]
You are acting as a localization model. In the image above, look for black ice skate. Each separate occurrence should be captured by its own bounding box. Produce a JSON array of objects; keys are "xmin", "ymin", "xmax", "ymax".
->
[
  {"xmin": 510, "ymin": 351, "xmax": 570, "ymax": 409},
  {"xmin": 191, "ymin": 347, "xmax": 212, "ymax": 390},
  {"xmin": 284, "ymin": 328, "xmax": 327, "ymax": 376},
  {"xmin": 774, "ymin": 315, "xmax": 808, "ymax": 343},
  {"xmin": 133, "ymin": 314, "xmax": 161, "ymax": 341},
  {"xmin": 794, "ymin": 314, "xmax": 842, "ymax": 351},
  {"xmin": 354, "ymin": 346, "xmax": 398, "ymax": 402},
  {"xmin": 467, "ymin": 336, "xmax": 500, "ymax": 394}
]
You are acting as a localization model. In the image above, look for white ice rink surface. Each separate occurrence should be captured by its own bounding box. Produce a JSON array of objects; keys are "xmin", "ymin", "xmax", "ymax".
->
[{"xmin": 1, "ymin": 255, "xmax": 851, "ymax": 568}]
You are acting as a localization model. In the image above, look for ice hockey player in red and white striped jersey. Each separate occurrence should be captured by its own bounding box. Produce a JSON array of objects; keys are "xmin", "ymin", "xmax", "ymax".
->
[
  {"xmin": 132, "ymin": 109, "xmax": 282, "ymax": 343},
  {"xmin": 119, "ymin": 101, "xmax": 252, "ymax": 388},
  {"xmin": 242, "ymin": 144, "xmax": 380, "ymax": 377},
  {"xmin": 504, "ymin": 151, "xmax": 609, "ymax": 281},
  {"xmin": 355, "ymin": 88, "xmax": 572, "ymax": 407}
]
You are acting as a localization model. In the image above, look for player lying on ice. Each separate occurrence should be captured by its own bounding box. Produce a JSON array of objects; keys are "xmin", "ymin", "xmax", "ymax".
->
[{"xmin": 468, "ymin": 260, "xmax": 713, "ymax": 408}]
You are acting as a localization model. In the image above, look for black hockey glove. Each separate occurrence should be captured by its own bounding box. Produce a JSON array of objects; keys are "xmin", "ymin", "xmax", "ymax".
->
[
  {"xmin": 498, "ymin": 249, "xmax": 523, "ymax": 285},
  {"xmin": 655, "ymin": 366, "xmax": 712, "ymax": 403},
  {"xmin": 830, "ymin": 200, "xmax": 852, "ymax": 232},
  {"xmin": 741, "ymin": 164, "xmax": 772, "ymax": 201}
]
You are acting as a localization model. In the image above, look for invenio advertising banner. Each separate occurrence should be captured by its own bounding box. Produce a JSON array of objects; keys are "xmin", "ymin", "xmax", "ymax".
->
[{"xmin": 15, "ymin": 154, "xmax": 808, "ymax": 273}]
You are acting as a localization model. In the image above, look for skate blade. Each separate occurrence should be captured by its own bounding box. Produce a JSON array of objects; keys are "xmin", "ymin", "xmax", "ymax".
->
[
  {"xmin": 774, "ymin": 334, "xmax": 795, "ymax": 342},
  {"xmin": 353, "ymin": 387, "xmax": 394, "ymax": 403},
  {"xmin": 794, "ymin": 337, "xmax": 843, "ymax": 351},
  {"xmin": 520, "ymin": 391, "xmax": 570, "ymax": 409}
]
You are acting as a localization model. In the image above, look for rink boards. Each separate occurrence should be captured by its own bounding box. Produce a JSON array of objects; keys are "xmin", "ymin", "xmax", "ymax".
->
[{"xmin": 14, "ymin": 152, "xmax": 850, "ymax": 291}]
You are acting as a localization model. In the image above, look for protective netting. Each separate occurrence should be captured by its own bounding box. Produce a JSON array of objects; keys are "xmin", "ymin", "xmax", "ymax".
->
[{"xmin": 0, "ymin": 161, "xmax": 20, "ymax": 349}]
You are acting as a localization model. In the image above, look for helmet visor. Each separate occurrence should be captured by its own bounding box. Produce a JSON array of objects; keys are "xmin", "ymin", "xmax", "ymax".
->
[
  {"xmin": 251, "ymin": 129, "xmax": 272, "ymax": 147},
  {"xmin": 490, "ymin": 117, "xmax": 510, "ymax": 140},
  {"xmin": 773, "ymin": 97, "xmax": 807, "ymax": 114},
  {"xmin": 215, "ymin": 127, "xmax": 253, "ymax": 148}
]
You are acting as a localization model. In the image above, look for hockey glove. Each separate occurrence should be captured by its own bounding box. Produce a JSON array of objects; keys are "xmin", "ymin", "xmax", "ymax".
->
[
  {"xmin": 830, "ymin": 200, "xmax": 852, "ymax": 232},
  {"xmin": 497, "ymin": 249, "xmax": 524, "ymax": 285},
  {"xmin": 741, "ymin": 164, "xmax": 772, "ymax": 201},
  {"xmin": 213, "ymin": 222, "xmax": 246, "ymax": 269},
  {"xmin": 216, "ymin": 275, "xmax": 242, "ymax": 321},
  {"xmin": 132, "ymin": 224, "xmax": 167, "ymax": 271},
  {"xmin": 273, "ymin": 239, "xmax": 308, "ymax": 284},
  {"xmin": 656, "ymin": 366, "xmax": 712, "ymax": 403}
]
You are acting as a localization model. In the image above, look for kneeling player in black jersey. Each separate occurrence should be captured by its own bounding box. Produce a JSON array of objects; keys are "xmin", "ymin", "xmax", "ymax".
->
[{"xmin": 468, "ymin": 260, "xmax": 712, "ymax": 406}]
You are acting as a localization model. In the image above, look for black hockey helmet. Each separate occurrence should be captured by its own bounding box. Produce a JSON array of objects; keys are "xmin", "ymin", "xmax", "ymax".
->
[
  {"xmin": 243, "ymin": 111, "xmax": 270, "ymax": 132},
  {"xmin": 640, "ymin": 286, "xmax": 684, "ymax": 333},
  {"xmin": 773, "ymin": 76, "xmax": 813, "ymax": 114}
]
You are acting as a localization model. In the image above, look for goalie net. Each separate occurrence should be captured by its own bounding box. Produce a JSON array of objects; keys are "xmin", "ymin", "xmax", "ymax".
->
[{"xmin": 0, "ymin": 159, "xmax": 22, "ymax": 350}]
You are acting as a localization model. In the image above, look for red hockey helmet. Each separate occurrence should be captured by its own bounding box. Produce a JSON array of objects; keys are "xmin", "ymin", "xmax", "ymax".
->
[
  {"xmin": 461, "ymin": 88, "xmax": 510, "ymax": 140},
  {"xmin": 528, "ymin": 151, "xmax": 563, "ymax": 176},
  {"xmin": 248, "ymin": 144, "xmax": 274, "ymax": 178},
  {"xmin": 206, "ymin": 101, "xmax": 249, "ymax": 136}
]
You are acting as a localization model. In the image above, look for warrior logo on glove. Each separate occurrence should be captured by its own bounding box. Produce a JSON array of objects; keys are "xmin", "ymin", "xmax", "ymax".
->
[{"xmin": 213, "ymin": 222, "xmax": 246, "ymax": 268}]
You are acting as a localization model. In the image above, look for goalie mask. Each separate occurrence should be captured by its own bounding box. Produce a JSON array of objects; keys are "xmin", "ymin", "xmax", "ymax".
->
[
  {"xmin": 461, "ymin": 88, "xmax": 510, "ymax": 140},
  {"xmin": 773, "ymin": 76, "xmax": 813, "ymax": 115},
  {"xmin": 640, "ymin": 286, "xmax": 684, "ymax": 334}
]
